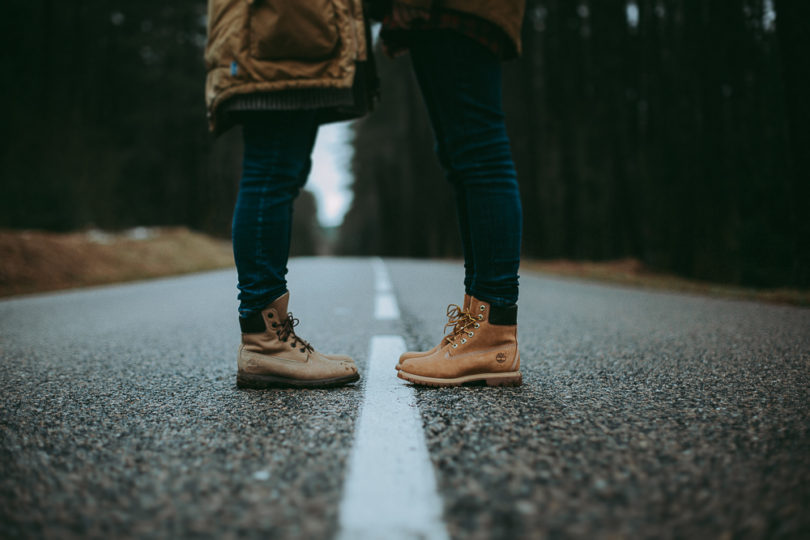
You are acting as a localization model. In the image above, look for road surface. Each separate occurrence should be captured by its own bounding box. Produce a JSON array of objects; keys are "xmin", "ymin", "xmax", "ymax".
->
[{"xmin": 1, "ymin": 258, "xmax": 808, "ymax": 539}]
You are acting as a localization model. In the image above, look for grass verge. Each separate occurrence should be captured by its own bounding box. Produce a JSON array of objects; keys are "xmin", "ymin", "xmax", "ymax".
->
[
  {"xmin": 1, "ymin": 229, "xmax": 806, "ymax": 306},
  {"xmin": 0, "ymin": 227, "xmax": 234, "ymax": 297},
  {"xmin": 522, "ymin": 258, "xmax": 809, "ymax": 307}
]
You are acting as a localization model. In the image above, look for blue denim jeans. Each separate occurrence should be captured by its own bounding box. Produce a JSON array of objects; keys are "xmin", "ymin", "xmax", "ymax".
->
[
  {"xmin": 409, "ymin": 32, "xmax": 522, "ymax": 307},
  {"xmin": 233, "ymin": 31, "xmax": 522, "ymax": 317},
  {"xmin": 232, "ymin": 110, "xmax": 318, "ymax": 317}
]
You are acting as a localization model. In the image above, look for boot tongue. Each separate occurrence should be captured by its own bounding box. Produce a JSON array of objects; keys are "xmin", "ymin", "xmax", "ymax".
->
[
  {"xmin": 463, "ymin": 294, "xmax": 472, "ymax": 311},
  {"xmin": 271, "ymin": 291, "xmax": 290, "ymax": 317}
]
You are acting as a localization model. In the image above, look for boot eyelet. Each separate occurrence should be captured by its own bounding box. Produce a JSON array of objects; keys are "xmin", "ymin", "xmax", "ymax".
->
[
  {"xmin": 452, "ymin": 343, "xmax": 458, "ymax": 348},
  {"xmin": 461, "ymin": 338, "xmax": 467, "ymax": 344},
  {"xmin": 271, "ymin": 322, "xmax": 278, "ymax": 327},
  {"xmin": 468, "ymin": 332, "xmax": 474, "ymax": 337},
  {"xmin": 300, "ymin": 347, "xmax": 306, "ymax": 353},
  {"xmin": 268, "ymin": 313, "xmax": 273, "ymax": 318},
  {"xmin": 474, "ymin": 323, "xmax": 480, "ymax": 328},
  {"xmin": 478, "ymin": 314, "xmax": 484, "ymax": 320},
  {"xmin": 479, "ymin": 305, "xmax": 486, "ymax": 311}
]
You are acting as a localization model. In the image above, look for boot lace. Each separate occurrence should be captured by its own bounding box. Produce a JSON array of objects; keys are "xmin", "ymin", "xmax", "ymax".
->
[
  {"xmin": 273, "ymin": 312, "xmax": 314, "ymax": 353},
  {"xmin": 443, "ymin": 304, "xmax": 478, "ymax": 346}
]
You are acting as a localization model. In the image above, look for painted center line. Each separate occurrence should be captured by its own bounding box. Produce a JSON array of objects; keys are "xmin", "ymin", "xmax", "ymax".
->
[
  {"xmin": 374, "ymin": 293, "xmax": 400, "ymax": 320},
  {"xmin": 337, "ymin": 335, "xmax": 448, "ymax": 540},
  {"xmin": 372, "ymin": 257, "xmax": 393, "ymax": 293},
  {"xmin": 373, "ymin": 257, "xmax": 400, "ymax": 320},
  {"xmin": 337, "ymin": 258, "xmax": 448, "ymax": 540}
]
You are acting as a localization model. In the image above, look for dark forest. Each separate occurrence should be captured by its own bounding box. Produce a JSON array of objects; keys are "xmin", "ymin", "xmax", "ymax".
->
[{"xmin": 1, "ymin": 1, "xmax": 807, "ymax": 287}]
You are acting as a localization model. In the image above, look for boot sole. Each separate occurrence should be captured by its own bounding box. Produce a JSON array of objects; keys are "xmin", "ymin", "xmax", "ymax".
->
[
  {"xmin": 236, "ymin": 372, "xmax": 360, "ymax": 389},
  {"xmin": 397, "ymin": 370, "xmax": 522, "ymax": 387}
]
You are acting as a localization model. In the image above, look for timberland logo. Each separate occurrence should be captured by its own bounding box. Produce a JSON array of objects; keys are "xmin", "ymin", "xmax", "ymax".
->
[{"xmin": 496, "ymin": 352, "xmax": 507, "ymax": 364}]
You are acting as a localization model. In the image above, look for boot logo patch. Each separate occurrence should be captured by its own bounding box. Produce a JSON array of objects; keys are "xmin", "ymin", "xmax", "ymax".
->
[{"xmin": 496, "ymin": 352, "xmax": 507, "ymax": 364}]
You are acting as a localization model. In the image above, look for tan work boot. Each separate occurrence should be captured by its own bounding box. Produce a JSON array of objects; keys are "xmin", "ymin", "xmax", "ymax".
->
[
  {"xmin": 396, "ymin": 294, "xmax": 471, "ymax": 370},
  {"xmin": 397, "ymin": 296, "xmax": 521, "ymax": 387},
  {"xmin": 236, "ymin": 292, "xmax": 360, "ymax": 389}
]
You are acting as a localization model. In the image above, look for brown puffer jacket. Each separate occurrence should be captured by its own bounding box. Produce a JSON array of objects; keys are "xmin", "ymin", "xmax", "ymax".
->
[
  {"xmin": 205, "ymin": 0, "xmax": 369, "ymax": 134},
  {"xmin": 204, "ymin": 0, "xmax": 525, "ymax": 134}
]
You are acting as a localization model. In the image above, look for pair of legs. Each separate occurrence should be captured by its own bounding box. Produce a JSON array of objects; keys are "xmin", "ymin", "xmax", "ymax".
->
[{"xmin": 233, "ymin": 31, "xmax": 522, "ymax": 318}]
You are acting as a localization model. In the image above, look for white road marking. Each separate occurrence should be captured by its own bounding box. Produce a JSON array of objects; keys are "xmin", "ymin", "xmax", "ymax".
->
[
  {"xmin": 372, "ymin": 257, "xmax": 393, "ymax": 292},
  {"xmin": 337, "ymin": 335, "xmax": 449, "ymax": 540},
  {"xmin": 372, "ymin": 258, "xmax": 400, "ymax": 320},
  {"xmin": 337, "ymin": 259, "xmax": 448, "ymax": 539},
  {"xmin": 374, "ymin": 293, "xmax": 400, "ymax": 320}
]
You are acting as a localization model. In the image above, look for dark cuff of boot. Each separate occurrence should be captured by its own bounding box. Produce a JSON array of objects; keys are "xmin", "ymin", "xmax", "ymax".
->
[
  {"xmin": 239, "ymin": 312, "xmax": 267, "ymax": 333},
  {"xmin": 489, "ymin": 304, "xmax": 517, "ymax": 325}
]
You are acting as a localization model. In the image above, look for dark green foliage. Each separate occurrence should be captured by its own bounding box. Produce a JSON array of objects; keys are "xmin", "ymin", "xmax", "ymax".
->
[
  {"xmin": 0, "ymin": 1, "xmax": 235, "ymax": 235},
  {"xmin": 0, "ymin": 1, "xmax": 805, "ymax": 286},
  {"xmin": 342, "ymin": 0, "xmax": 808, "ymax": 287},
  {"xmin": 0, "ymin": 0, "xmax": 321, "ymax": 250}
]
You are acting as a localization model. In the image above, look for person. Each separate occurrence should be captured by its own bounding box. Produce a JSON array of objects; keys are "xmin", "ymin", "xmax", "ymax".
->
[{"xmin": 204, "ymin": 0, "xmax": 525, "ymax": 389}]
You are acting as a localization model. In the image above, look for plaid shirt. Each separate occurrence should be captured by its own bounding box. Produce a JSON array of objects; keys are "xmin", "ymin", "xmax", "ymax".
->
[{"xmin": 380, "ymin": 8, "xmax": 510, "ymax": 59}]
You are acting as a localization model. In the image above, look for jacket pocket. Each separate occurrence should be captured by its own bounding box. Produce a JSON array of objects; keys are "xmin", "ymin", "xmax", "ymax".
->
[{"xmin": 249, "ymin": 0, "xmax": 339, "ymax": 61}]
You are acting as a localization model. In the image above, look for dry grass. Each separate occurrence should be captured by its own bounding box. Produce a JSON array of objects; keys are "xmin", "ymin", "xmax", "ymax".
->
[
  {"xmin": 522, "ymin": 258, "xmax": 810, "ymax": 307},
  {"xmin": 0, "ymin": 227, "xmax": 234, "ymax": 297},
  {"xmin": 1, "ymin": 229, "xmax": 806, "ymax": 306}
]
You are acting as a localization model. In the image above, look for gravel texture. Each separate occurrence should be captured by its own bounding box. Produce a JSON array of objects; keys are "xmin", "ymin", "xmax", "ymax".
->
[
  {"xmin": 1, "ymin": 260, "xmax": 371, "ymax": 539},
  {"xmin": 389, "ymin": 260, "xmax": 810, "ymax": 539},
  {"xmin": 2, "ymin": 258, "xmax": 809, "ymax": 539}
]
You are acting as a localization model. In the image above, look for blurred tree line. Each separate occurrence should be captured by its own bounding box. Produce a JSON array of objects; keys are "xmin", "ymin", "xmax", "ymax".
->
[
  {"xmin": 1, "ymin": 1, "xmax": 806, "ymax": 287},
  {"xmin": 0, "ymin": 0, "xmax": 321, "ymax": 255},
  {"xmin": 340, "ymin": 0, "xmax": 809, "ymax": 288}
]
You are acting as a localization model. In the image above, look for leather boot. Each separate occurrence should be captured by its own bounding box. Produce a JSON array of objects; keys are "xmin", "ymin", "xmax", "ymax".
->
[
  {"xmin": 396, "ymin": 295, "xmax": 471, "ymax": 370},
  {"xmin": 237, "ymin": 292, "xmax": 360, "ymax": 389},
  {"xmin": 397, "ymin": 296, "xmax": 521, "ymax": 387}
]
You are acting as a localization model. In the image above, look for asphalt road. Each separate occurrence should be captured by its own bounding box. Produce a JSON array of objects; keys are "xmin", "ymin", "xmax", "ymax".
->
[{"xmin": 2, "ymin": 258, "xmax": 808, "ymax": 539}]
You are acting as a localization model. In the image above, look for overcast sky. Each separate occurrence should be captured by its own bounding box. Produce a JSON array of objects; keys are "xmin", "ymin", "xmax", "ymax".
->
[{"xmin": 307, "ymin": 122, "xmax": 355, "ymax": 228}]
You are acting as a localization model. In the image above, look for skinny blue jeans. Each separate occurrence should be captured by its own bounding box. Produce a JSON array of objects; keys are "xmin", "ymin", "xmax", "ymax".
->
[{"xmin": 233, "ymin": 31, "xmax": 522, "ymax": 317}]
